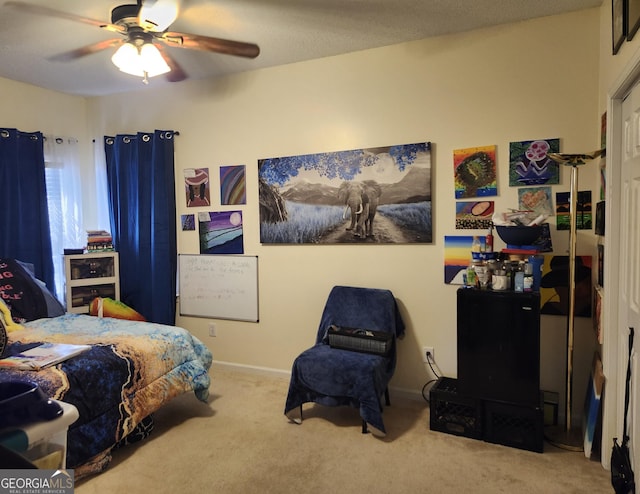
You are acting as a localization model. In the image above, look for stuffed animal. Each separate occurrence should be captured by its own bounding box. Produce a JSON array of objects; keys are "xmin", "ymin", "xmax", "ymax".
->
[
  {"xmin": 0, "ymin": 298, "xmax": 25, "ymax": 333},
  {"xmin": 89, "ymin": 297, "xmax": 146, "ymax": 321}
]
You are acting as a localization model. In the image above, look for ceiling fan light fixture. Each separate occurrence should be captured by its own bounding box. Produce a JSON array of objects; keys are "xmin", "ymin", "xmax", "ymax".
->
[
  {"xmin": 139, "ymin": 42, "xmax": 171, "ymax": 76},
  {"xmin": 111, "ymin": 42, "xmax": 139, "ymax": 74},
  {"xmin": 111, "ymin": 41, "xmax": 170, "ymax": 78}
]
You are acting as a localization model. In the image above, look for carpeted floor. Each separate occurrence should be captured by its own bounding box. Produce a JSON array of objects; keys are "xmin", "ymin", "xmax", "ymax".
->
[{"xmin": 75, "ymin": 365, "xmax": 612, "ymax": 493}]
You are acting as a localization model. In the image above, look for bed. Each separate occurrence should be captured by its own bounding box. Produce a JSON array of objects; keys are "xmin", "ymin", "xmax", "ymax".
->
[{"xmin": 0, "ymin": 258, "xmax": 212, "ymax": 477}]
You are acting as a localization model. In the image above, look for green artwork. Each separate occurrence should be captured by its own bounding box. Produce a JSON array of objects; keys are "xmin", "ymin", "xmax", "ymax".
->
[
  {"xmin": 555, "ymin": 190, "xmax": 592, "ymax": 230},
  {"xmin": 509, "ymin": 138, "xmax": 560, "ymax": 186}
]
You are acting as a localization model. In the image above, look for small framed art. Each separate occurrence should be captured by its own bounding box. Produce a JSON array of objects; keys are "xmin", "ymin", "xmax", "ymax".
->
[
  {"xmin": 628, "ymin": 0, "xmax": 640, "ymax": 41},
  {"xmin": 595, "ymin": 201, "xmax": 605, "ymax": 236},
  {"xmin": 613, "ymin": 0, "xmax": 626, "ymax": 54}
]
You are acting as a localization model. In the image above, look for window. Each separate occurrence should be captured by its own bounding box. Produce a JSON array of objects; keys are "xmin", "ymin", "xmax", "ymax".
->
[
  {"xmin": 44, "ymin": 136, "xmax": 84, "ymax": 302},
  {"xmin": 45, "ymin": 162, "xmax": 65, "ymax": 300}
]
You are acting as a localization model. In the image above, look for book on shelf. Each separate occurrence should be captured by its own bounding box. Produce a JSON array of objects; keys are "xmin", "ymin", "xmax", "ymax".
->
[
  {"xmin": 87, "ymin": 230, "xmax": 111, "ymax": 237},
  {"xmin": 86, "ymin": 229, "xmax": 114, "ymax": 252},
  {"xmin": 86, "ymin": 243, "xmax": 114, "ymax": 252},
  {"xmin": 0, "ymin": 342, "xmax": 91, "ymax": 371},
  {"xmin": 87, "ymin": 237, "xmax": 112, "ymax": 244}
]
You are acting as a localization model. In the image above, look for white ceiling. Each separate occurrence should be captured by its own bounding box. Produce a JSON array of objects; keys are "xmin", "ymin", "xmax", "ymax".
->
[{"xmin": 0, "ymin": 0, "xmax": 603, "ymax": 97}]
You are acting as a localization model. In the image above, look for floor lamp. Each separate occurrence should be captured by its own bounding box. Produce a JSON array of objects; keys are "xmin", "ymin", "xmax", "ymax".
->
[{"xmin": 544, "ymin": 151, "xmax": 602, "ymax": 451}]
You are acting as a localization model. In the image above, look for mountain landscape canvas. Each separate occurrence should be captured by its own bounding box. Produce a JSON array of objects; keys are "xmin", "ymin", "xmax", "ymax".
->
[{"xmin": 258, "ymin": 142, "xmax": 432, "ymax": 244}]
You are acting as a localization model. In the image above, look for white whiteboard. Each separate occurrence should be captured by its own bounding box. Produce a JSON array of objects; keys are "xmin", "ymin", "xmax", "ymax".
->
[{"xmin": 178, "ymin": 254, "xmax": 259, "ymax": 322}]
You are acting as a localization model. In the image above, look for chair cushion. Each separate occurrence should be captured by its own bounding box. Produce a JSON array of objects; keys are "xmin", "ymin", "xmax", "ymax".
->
[{"xmin": 285, "ymin": 344, "xmax": 392, "ymax": 433}]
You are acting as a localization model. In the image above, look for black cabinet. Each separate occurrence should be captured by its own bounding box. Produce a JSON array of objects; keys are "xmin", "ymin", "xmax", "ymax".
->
[{"xmin": 457, "ymin": 288, "xmax": 540, "ymax": 407}]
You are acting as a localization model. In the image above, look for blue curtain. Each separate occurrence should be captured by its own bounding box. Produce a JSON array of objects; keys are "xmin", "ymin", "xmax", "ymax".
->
[
  {"xmin": 104, "ymin": 131, "xmax": 177, "ymax": 325},
  {"xmin": 0, "ymin": 128, "xmax": 55, "ymax": 289}
]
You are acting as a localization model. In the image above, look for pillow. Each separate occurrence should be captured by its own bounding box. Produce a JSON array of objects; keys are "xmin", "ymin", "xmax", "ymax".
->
[
  {"xmin": 31, "ymin": 277, "xmax": 65, "ymax": 317},
  {"xmin": 16, "ymin": 260, "xmax": 65, "ymax": 318},
  {"xmin": 0, "ymin": 258, "xmax": 49, "ymax": 322}
]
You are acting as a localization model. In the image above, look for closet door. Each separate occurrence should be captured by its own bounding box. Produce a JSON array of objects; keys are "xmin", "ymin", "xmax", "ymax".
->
[{"xmin": 620, "ymin": 86, "xmax": 640, "ymax": 474}]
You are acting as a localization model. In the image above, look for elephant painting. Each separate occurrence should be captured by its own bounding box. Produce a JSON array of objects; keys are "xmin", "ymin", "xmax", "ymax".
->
[{"xmin": 338, "ymin": 180, "xmax": 382, "ymax": 238}]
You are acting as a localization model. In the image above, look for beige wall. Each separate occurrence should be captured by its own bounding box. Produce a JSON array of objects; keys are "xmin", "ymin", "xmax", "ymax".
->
[
  {"xmin": 86, "ymin": 8, "xmax": 602, "ymax": 403},
  {"xmin": 0, "ymin": 77, "xmax": 86, "ymax": 134},
  {"xmin": 0, "ymin": 78, "xmax": 99, "ymax": 227},
  {"xmin": 2, "ymin": 9, "xmax": 602, "ymax": 407}
]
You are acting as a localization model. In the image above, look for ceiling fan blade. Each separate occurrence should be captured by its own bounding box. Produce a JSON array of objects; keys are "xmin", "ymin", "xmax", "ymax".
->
[
  {"xmin": 48, "ymin": 39, "xmax": 125, "ymax": 63},
  {"xmin": 161, "ymin": 31, "xmax": 260, "ymax": 59},
  {"xmin": 155, "ymin": 44, "xmax": 188, "ymax": 82},
  {"xmin": 4, "ymin": 1, "xmax": 126, "ymax": 34}
]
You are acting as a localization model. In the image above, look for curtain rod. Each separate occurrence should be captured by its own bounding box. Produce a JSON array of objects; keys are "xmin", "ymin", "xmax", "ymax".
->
[
  {"xmin": 92, "ymin": 131, "xmax": 180, "ymax": 143},
  {"xmin": 44, "ymin": 136, "xmax": 78, "ymax": 144}
]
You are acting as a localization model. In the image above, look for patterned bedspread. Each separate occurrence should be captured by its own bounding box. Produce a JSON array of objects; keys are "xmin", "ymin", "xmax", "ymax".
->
[{"xmin": 0, "ymin": 314, "xmax": 212, "ymax": 477}]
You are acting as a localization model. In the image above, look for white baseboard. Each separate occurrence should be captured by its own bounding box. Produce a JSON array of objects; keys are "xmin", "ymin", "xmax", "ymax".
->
[
  {"xmin": 211, "ymin": 360, "xmax": 426, "ymax": 403},
  {"xmin": 212, "ymin": 360, "xmax": 291, "ymax": 379},
  {"xmin": 391, "ymin": 386, "xmax": 426, "ymax": 402}
]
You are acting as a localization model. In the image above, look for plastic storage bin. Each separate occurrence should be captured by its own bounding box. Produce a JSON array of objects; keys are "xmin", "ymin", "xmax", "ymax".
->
[
  {"xmin": 483, "ymin": 394, "xmax": 544, "ymax": 453},
  {"xmin": 0, "ymin": 400, "xmax": 79, "ymax": 469},
  {"xmin": 429, "ymin": 377, "xmax": 483, "ymax": 440}
]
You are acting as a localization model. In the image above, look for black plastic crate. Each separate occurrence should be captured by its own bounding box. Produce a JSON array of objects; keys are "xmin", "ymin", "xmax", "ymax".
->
[
  {"xmin": 483, "ymin": 394, "xmax": 544, "ymax": 453},
  {"xmin": 429, "ymin": 377, "xmax": 483, "ymax": 439}
]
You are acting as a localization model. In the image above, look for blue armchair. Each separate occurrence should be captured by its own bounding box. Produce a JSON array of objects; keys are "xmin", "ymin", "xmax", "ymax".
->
[{"xmin": 284, "ymin": 286, "xmax": 405, "ymax": 436}]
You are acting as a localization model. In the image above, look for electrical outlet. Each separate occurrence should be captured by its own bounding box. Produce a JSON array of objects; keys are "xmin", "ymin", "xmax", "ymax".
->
[
  {"xmin": 422, "ymin": 346, "xmax": 434, "ymax": 363},
  {"xmin": 208, "ymin": 323, "xmax": 217, "ymax": 337}
]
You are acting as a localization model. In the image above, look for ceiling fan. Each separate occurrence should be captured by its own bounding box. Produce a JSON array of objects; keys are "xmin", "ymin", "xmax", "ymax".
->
[{"xmin": 4, "ymin": 0, "xmax": 260, "ymax": 84}]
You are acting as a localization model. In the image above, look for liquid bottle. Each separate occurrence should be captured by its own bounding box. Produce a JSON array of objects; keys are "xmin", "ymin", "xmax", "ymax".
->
[
  {"xmin": 523, "ymin": 260, "xmax": 534, "ymax": 292},
  {"xmin": 466, "ymin": 261, "xmax": 478, "ymax": 288},
  {"xmin": 471, "ymin": 236, "xmax": 482, "ymax": 253},
  {"xmin": 514, "ymin": 261, "xmax": 525, "ymax": 292},
  {"xmin": 503, "ymin": 260, "xmax": 512, "ymax": 291},
  {"xmin": 474, "ymin": 261, "xmax": 489, "ymax": 289},
  {"xmin": 485, "ymin": 225, "xmax": 494, "ymax": 253}
]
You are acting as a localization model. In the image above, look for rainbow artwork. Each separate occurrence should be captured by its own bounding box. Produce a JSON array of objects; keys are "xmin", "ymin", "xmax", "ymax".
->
[{"xmin": 220, "ymin": 165, "xmax": 246, "ymax": 205}]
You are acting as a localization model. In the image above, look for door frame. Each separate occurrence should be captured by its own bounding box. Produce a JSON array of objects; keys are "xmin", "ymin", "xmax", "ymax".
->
[{"xmin": 601, "ymin": 51, "xmax": 640, "ymax": 468}]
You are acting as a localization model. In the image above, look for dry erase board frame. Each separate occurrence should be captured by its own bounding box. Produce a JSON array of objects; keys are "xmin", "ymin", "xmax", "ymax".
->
[{"xmin": 179, "ymin": 254, "xmax": 259, "ymax": 322}]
